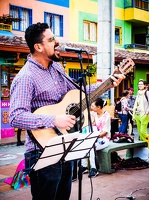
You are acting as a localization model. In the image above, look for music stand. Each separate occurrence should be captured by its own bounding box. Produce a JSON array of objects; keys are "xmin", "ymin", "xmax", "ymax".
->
[{"xmin": 33, "ymin": 127, "xmax": 99, "ymax": 171}]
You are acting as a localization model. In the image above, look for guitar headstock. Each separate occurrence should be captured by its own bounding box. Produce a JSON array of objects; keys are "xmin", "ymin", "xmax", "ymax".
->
[{"xmin": 116, "ymin": 58, "xmax": 135, "ymax": 75}]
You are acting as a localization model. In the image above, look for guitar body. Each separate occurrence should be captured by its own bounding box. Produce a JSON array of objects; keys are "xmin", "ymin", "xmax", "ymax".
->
[
  {"xmin": 32, "ymin": 89, "xmax": 88, "ymax": 148},
  {"xmin": 31, "ymin": 58, "xmax": 135, "ymax": 148}
]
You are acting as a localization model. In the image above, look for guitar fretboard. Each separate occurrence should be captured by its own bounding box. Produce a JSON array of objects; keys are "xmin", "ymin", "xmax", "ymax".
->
[
  {"xmin": 83, "ymin": 77, "xmax": 113, "ymax": 111},
  {"xmin": 70, "ymin": 77, "xmax": 113, "ymax": 116}
]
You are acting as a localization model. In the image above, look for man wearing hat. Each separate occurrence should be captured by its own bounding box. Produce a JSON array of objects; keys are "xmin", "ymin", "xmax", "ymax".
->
[{"xmin": 128, "ymin": 87, "xmax": 136, "ymax": 135}]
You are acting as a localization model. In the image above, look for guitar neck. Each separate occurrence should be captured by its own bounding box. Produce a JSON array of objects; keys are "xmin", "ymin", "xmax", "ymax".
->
[{"xmin": 82, "ymin": 77, "xmax": 113, "ymax": 111}]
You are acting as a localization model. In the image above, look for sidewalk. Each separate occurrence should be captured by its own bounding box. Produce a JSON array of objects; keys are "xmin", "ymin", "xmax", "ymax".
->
[
  {"xmin": 0, "ymin": 128, "xmax": 149, "ymax": 200},
  {"xmin": 0, "ymin": 168, "xmax": 149, "ymax": 200}
]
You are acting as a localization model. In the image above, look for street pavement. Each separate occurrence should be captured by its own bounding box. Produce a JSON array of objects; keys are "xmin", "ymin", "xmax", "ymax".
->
[
  {"xmin": 0, "ymin": 128, "xmax": 149, "ymax": 200},
  {"xmin": 0, "ymin": 144, "xmax": 25, "ymax": 166}
]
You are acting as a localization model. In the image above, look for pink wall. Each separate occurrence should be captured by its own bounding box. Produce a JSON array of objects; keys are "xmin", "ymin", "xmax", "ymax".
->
[{"xmin": 0, "ymin": 0, "xmax": 70, "ymax": 41}]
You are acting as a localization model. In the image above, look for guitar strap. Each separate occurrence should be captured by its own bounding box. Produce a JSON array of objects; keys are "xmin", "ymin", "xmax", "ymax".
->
[
  {"xmin": 27, "ymin": 127, "xmax": 63, "ymax": 152},
  {"xmin": 27, "ymin": 130, "xmax": 44, "ymax": 151},
  {"xmin": 145, "ymin": 90, "xmax": 149, "ymax": 102}
]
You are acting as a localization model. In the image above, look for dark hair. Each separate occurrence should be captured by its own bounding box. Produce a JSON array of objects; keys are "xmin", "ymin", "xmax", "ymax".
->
[
  {"xmin": 116, "ymin": 97, "xmax": 121, "ymax": 101},
  {"xmin": 94, "ymin": 98, "xmax": 107, "ymax": 108},
  {"xmin": 138, "ymin": 79, "xmax": 145, "ymax": 84},
  {"xmin": 25, "ymin": 22, "xmax": 49, "ymax": 53},
  {"xmin": 122, "ymin": 90, "xmax": 129, "ymax": 96}
]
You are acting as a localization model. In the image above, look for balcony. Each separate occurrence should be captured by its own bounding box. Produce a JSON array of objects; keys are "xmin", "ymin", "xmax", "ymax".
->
[
  {"xmin": 124, "ymin": 0, "xmax": 149, "ymax": 24},
  {"xmin": 124, "ymin": 43, "xmax": 149, "ymax": 51},
  {"xmin": 125, "ymin": 0, "xmax": 149, "ymax": 11}
]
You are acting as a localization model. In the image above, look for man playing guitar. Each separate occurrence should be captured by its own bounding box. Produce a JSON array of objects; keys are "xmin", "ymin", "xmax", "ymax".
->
[{"xmin": 9, "ymin": 22, "xmax": 133, "ymax": 200}]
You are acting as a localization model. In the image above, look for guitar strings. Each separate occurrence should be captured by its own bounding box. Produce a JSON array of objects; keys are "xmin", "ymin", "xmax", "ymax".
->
[{"xmin": 68, "ymin": 78, "xmax": 113, "ymax": 116}]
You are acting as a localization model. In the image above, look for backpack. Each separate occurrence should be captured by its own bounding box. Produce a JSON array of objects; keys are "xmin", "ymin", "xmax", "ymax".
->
[
  {"xmin": 115, "ymin": 101, "xmax": 122, "ymax": 112},
  {"xmin": 145, "ymin": 90, "xmax": 149, "ymax": 102}
]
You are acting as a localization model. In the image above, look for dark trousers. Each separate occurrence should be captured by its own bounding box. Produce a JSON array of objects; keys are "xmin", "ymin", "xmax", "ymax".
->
[
  {"xmin": 118, "ymin": 114, "xmax": 128, "ymax": 134},
  {"xmin": 72, "ymin": 160, "xmax": 78, "ymax": 180},
  {"xmin": 25, "ymin": 150, "xmax": 73, "ymax": 200}
]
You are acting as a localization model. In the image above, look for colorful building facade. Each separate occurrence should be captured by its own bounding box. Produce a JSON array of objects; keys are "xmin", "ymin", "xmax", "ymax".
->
[{"xmin": 0, "ymin": 0, "xmax": 149, "ymax": 137}]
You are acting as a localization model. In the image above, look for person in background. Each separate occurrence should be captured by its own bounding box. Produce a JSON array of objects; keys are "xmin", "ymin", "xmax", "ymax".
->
[
  {"xmin": 16, "ymin": 128, "xmax": 24, "ymax": 146},
  {"xmin": 115, "ymin": 97, "xmax": 121, "ymax": 117},
  {"xmin": 144, "ymin": 81, "xmax": 149, "ymax": 91},
  {"xmin": 81, "ymin": 98, "xmax": 111, "ymax": 178},
  {"xmin": 127, "ymin": 88, "xmax": 136, "ymax": 136},
  {"xmin": 133, "ymin": 79, "xmax": 149, "ymax": 142},
  {"xmin": 117, "ymin": 90, "xmax": 129, "ymax": 134},
  {"xmin": 9, "ymin": 22, "xmax": 124, "ymax": 200}
]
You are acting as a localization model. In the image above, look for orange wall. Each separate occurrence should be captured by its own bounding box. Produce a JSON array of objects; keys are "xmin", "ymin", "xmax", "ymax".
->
[{"xmin": 0, "ymin": 0, "xmax": 70, "ymax": 41}]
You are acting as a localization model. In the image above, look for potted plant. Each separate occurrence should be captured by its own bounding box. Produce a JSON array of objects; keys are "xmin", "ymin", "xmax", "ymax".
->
[{"xmin": 86, "ymin": 64, "xmax": 97, "ymax": 77}]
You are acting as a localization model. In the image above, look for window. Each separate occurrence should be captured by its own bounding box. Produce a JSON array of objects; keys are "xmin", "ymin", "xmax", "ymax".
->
[
  {"xmin": 83, "ymin": 21, "xmax": 97, "ymax": 42},
  {"xmin": 115, "ymin": 27, "xmax": 122, "ymax": 45},
  {"xmin": 125, "ymin": 0, "xmax": 149, "ymax": 11},
  {"xmin": 125, "ymin": 0, "xmax": 133, "ymax": 7},
  {"xmin": 44, "ymin": 12, "xmax": 63, "ymax": 37},
  {"xmin": 135, "ymin": 0, "xmax": 149, "ymax": 10},
  {"xmin": 69, "ymin": 69, "xmax": 82, "ymax": 80},
  {"xmin": 10, "ymin": 5, "xmax": 32, "ymax": 31}
]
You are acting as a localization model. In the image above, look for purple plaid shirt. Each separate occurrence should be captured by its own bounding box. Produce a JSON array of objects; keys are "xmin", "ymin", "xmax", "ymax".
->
[{"xmin": 9, "ymin": 55, "xmax": 101, "ymax": 152}]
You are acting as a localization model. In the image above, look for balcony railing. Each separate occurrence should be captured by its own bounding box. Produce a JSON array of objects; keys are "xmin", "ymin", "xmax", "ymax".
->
[
  {"xmin": 124, "ymin": 0, "xmax": 149, "ymax": 11},
  {"xmin": 0, "ymin": 23, "xmax": 12, "ymax": 32},
  {"xmin": 124, "ymin": 43, "xmax": 149, "ymax": 50}
]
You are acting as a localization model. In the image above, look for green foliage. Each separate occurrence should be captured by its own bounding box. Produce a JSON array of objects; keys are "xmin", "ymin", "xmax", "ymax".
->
[
  {"xmin": 86, "ymin": 64, "xmax": 97, "ymax": 76},
  {"xmin": 0, "ymin": 14, "xmax": 21, "ymax": 24}
]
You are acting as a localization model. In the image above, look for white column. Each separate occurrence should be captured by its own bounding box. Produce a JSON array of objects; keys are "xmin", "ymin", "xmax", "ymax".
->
[{"xmin": 97, "ymin": 0, "xmax": 115, "ymax": 105}]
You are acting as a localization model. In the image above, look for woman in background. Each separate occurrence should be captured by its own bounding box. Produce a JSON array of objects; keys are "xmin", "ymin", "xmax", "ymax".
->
[
  {"xmin": 81, "ymin": 98, "xmax": 111, "ymax": 178},
  {"xmin": 133, "ymin": 79, "xmax": 149, "ymax": 141},
  {"xmin": 117, "ymin": 90, "xmax": 129, "ymax": 134}
]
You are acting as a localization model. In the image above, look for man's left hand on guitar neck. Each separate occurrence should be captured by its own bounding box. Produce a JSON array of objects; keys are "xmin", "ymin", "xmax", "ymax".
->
[{"xmin": 110, "ymin": 67, "xmax": 125, "ymax": 87}]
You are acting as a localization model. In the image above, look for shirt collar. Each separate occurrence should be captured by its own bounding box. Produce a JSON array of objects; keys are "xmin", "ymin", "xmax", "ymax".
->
[{"xmin": 27, "ymin": 54, "xmax": 53, "ymax": 70}]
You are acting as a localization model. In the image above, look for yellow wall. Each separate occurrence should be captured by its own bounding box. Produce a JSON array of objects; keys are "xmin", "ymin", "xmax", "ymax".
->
[
  {"xmin": 61, "ymin": 61, "xmax": 87, "ymax": 72},
  {"xmin": 61, "ymin": 61, "xmax": 96, "ymax": 84},
  {"xmin": 14, "ymin": 58, "xmax": 26, "ymax": 66},
  {"xmin": 125, "ymin": 8, "xmax": 149, "ymax": 23},
  {"xmin": 70, "ymin": 0, "xmax": 98, "ymax": 41},
  {"xmin": 115, "ymin": 7, "xmax": 125, "ymax": 20},
  {"xmin": 115, "ymin": 7, "xmax": 149, "ymax": 23}
]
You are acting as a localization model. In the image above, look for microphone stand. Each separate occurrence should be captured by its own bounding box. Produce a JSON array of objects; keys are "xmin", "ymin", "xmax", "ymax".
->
[{"xmin": 77, "ymin": 52, "xmax": 93, "ymax": 200}]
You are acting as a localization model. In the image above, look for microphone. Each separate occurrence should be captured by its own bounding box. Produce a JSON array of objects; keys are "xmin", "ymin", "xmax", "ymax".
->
[{"xmin": 60, "ymin": 46, "xmax": 87, "ymax": 53}]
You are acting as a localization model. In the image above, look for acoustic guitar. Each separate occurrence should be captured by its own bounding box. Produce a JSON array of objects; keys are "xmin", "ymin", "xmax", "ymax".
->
[{"xmin": 31, "ymin": 58, "xmax": 135, "ymax": 148}]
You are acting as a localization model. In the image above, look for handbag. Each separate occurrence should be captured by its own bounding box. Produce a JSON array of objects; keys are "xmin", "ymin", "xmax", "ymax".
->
[
  {"xmin": 112, "ymin": 133, "xmax": 134, "ymax": 143},
  {"xmin": 11, "ymin": 170, "xmax": 30, "ymax": 190},
  {"xmin": 4, "ymin": 159, "xmax": 30, "ymax": 190}
]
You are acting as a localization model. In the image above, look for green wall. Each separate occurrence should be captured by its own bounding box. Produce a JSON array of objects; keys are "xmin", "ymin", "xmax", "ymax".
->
[
  {"xmin": 115, "ymin": 0, "xmax": 124, "ymax": 8},
  {"xmin": 134, "ymin": 66, "xmax": 148, "ymax": 94},
  {"xmin": 78, "ymin": 9, "xmax": 133, "ymax": 47},
  {"xmin": 115, "ymin": 19, "xmax": 132, "ymax": 47},
  {"xmin": 90, "ymin": 0, "xmax": 98, "ymax": 2},
  {"xmin": 78, "ymin": 11, "xmax": 97, "ymax": 43}
]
